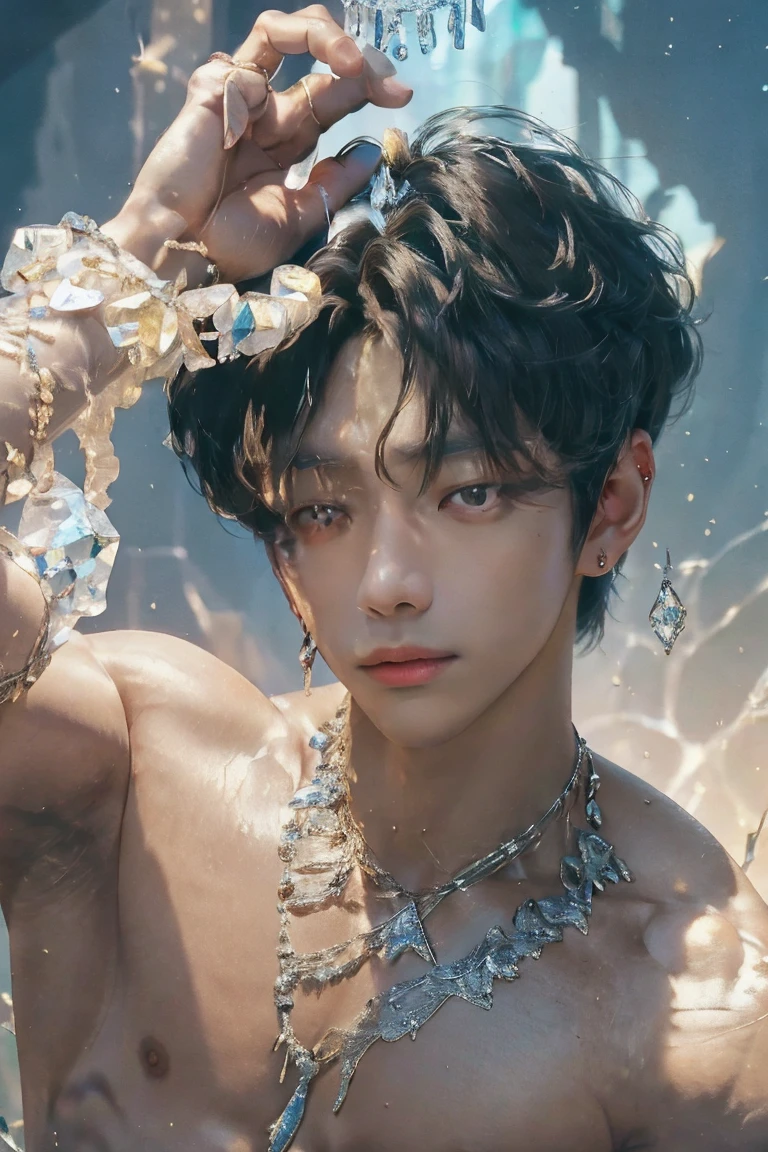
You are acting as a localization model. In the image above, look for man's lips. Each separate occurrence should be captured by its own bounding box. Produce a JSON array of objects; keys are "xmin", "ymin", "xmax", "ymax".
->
[{"xmin": 358, "ymin": 647, "xmax": 457, "ymax": 687}]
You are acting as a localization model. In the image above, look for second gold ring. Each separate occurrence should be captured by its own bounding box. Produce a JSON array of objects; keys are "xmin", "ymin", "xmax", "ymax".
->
[{"xmin": 300, "ymin": 76, "xmax": 323, "ymax": 130}]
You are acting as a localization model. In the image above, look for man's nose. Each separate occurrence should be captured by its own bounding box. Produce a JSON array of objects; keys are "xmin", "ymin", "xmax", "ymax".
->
[{"xmin": 356, "ymin": 508, "xmax": 433, "ymax": 619}]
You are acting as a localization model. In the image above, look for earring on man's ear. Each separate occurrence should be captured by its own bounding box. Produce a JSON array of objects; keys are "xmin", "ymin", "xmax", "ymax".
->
[
  {"xmin": 649, "ymin": 549, "xmax": 687, "ymax": 655},
  {"xmin": 299, "ymin": 628, "xmax": 318, "ymax": 696}
]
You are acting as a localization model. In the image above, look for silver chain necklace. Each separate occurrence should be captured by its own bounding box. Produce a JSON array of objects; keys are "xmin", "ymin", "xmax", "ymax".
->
[{"xmin": 268, "ymin": 698, "xmax": 632, "ymax": 1152}]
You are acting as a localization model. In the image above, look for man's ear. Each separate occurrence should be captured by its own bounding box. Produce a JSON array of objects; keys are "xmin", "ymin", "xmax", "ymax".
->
[
  {"xmin": 576, "ymin": 430, "xmax": 655, "ymax": 576},
  {"xmin": 264, "ymin": 540, "xmax": 303, "ymax": 624}
]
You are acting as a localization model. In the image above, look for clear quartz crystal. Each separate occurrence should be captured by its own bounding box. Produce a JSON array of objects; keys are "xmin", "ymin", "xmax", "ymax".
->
[
  {"xmin": 649, "ymin": 581, "xmax": 687, "ymax": 654},
  {"xmin": 291, "ymin": 835, "xmax": 348, "ymax": 874},
  {"xmin": 19, "ymin": 473, "xmax": 119, "ymax": 649},
  {"xmin": 1, "ymin": 225, "xmax": 72, "ymax": 292}
]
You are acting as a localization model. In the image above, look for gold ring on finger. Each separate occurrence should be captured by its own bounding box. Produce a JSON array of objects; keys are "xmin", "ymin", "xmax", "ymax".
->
[
  {"xmin": 208, "ymin": 51, "xmax": 272, "ymax": 88},
  {"xmin": 300, "ymin": 76, "xmax": 323, "ymax": 130}
]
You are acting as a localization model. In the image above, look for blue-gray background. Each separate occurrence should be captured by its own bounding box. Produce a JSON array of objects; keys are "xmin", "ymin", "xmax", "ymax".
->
[{"xmin": 1, "ymin": 0, "xmax": 767, "ymax": 1128}]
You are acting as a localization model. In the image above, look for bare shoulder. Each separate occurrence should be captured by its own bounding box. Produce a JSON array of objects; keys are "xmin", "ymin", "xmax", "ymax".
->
[
  {"xmin": 89, "ymin": 628, "xmax": 277, "ymax": 728},
  {"xmin": 596, "ymin": 753, "xmax": 767, "ymax": 931},
  {"xmin": 597, "ymin": 754, "xmax": 768, "ymax": 1144}
]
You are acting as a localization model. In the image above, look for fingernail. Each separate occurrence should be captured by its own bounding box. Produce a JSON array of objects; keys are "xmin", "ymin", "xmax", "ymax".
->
[
  {"xmin": 381, "ymin": 76, "xmax": 413, "ymax": 98},
  {"xmin": 337, "ymin": 38, "xmax": 363, "ymax": 70},
  {"xmin": 339, "ymin": 142, "xmax": 383, "ymax": 167},
  {"xmin": 362, "ymin": 44, "xmax": 397, "ymax": 78}
]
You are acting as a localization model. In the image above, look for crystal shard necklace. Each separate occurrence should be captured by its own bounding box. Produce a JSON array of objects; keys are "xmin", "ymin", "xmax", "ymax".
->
[{"xmin": 268, "ymin": 698, "xmax": 632, "ymax": 1152}]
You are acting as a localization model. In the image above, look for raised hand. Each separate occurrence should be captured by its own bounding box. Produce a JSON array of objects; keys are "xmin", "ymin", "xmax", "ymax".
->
[{"xmin": 106, "ymin": 5, "xmax": 412, "ymax": 282}]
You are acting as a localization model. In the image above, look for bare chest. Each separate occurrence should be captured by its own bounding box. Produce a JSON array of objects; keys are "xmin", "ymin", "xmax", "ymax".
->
[{"xmin": 52, "ymin": 786, "xmax": 654, "ymax": 1152}]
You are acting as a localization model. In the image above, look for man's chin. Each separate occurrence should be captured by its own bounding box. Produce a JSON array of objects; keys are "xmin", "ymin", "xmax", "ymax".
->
[{"xmin": 350, "ymin": 681, "xmax": 490, "ymax": 749}]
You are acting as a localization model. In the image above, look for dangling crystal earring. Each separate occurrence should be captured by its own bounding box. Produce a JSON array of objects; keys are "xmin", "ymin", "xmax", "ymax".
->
[
  {"xmin": 649, "ymin": 549, "xmax": 687, "ymax": 655},
  {"xmin": 597, "ymin": 548, "xmax": 608, "ymax": 570},
  {"xmin": 299, "ymin": 629, "xmax": 318, "ymax": 696}
]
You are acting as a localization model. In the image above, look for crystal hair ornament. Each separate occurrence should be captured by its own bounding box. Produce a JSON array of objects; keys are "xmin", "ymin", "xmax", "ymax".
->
[
  {"xmin": 362, "ymin": 128, "xmax": 414, "ymax": 214},
  {"xmin": 0, "ymin": 215, "xmax": 322, "ymax": 510},
  {"xmin": 343, "ymin": 0, "xmax": 486, "ymax": 59},
  {"xmin": 649, "ymin": 548, "xmax": 687, "ymax": 655},
  {"xmin": 268, "ymin": 698, "xmax": 632, "ymax": 1151}
]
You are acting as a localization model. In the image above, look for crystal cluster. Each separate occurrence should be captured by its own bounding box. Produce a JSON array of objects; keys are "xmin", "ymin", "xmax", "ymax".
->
[
  {"xmin": 0, "ymin": 214, "xmax": 322, "ymax": 381},
  {"xmin": 18, "ymin": 472, "xmax": 119, "ymax": 649},
  {"xmin": 343, "ymin": 0, "xmax": 486, "ymax": 59}
]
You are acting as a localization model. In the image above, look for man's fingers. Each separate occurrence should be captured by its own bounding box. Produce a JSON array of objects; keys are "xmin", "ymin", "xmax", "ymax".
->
[
  {"xmin": 292, "ymin": 148, "xmax": 384, "ymax": 234},
  {"xmin": 251, "ymin": 70, "xmax": 412, "ymax": 168},
  {"xmin": 204, "ymin": 145, "xmax": 382, "ymax": 280},
  {"xmin": 235, "ymin": 6, "xmax": 364, "ymax": 80}
]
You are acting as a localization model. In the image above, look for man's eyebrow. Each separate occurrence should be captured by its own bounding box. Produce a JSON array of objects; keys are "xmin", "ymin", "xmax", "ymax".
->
[{"xmin": 290, "ymin": 432, "xmax": 487, "ymax": 471}]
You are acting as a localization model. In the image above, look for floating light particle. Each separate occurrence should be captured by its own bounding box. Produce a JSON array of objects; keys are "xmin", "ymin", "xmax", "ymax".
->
[
  {"xmin": 115, "ymin": 87, "xmax": 120, "ymax": 93},
  {"xmin": 704, "ymin": 528, "xmax": 711, "ymax": 536},
  {"xmin": 611, "ymin": 675, "xmax": 621, "ymax": 687},
  {"xmin": 684, "ymin": 429, "xmax": 690, "ymax": 435},
  {"xmin": 739, "ymin": 646, "xmax": 744, "ymax": 654},
  {"xmin": 687, "ymin": 493, "xmax": 694, "ymax": 502},
  {"xmin": 643, "ymin": 751, "xmax": 650, "ymax": 759},
  {"xmin": 652, "ymin": 541, "xmax": 658, "ymax": 548},
  {"xmin": 709, "ymin": 518, "xmax": 716, "ymax": 524},
  {"xmin": 150, "ymin": 601, "xmax": 157, "ymax": 610}
]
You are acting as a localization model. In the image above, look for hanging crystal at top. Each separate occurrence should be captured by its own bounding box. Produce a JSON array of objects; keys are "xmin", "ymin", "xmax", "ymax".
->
[{"xmin": 343, "ymin": 0, "xmax": 486, "ymax": 59}]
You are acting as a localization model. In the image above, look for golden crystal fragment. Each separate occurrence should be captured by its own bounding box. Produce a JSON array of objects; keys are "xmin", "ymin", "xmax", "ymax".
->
[
  {"xmin": 17, "ymin": 260, "xmax": 51, "ymax": 283},
  {"xmin": 177, "ymin": 309, "xmax": 216, "ymax": 371},
  {"xmin": 271, "ymin": 265, "xmax": 322, "ymax": 304},
  {"xmin": 137, "ymin": 299, "xmax": 178, "ymax": 360},
  {"xmin": 104, "ymin": 291, "xmax": 153, "ymax": 324}
]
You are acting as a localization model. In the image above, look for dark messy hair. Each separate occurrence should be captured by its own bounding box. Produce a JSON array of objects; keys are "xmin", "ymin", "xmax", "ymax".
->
[{"xmin": 168, "ymin": 106, "xmax": 702, "ymax": 650}]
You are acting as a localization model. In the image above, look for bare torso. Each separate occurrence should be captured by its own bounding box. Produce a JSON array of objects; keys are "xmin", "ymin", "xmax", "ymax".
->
[{"xmin": 4, "ymin": 631, "xmax": 768, "ymax": 1152}]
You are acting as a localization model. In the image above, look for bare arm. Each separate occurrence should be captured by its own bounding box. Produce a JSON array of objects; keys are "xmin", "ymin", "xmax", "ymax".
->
[{"xmin": 0, "ymin": 7, "xmax": 408, "ymax": 893}]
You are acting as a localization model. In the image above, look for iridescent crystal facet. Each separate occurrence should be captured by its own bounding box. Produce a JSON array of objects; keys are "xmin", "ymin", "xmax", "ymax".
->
[
  {"xmin": 649, "ymin": 580, "xmax": 687, "ymax": 655},
  {"xmin": 18, "ymin": 473, "xmax": 119, "ymax": 648},
  {"xmin": 232, "ymin": 296, "xmax": 289, "ymax": 356}
]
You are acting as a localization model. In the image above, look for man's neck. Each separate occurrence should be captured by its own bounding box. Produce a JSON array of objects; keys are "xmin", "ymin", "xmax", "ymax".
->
[{"xmin": 346, "ymin": 636, "xmax": 576, "ymax": 894}]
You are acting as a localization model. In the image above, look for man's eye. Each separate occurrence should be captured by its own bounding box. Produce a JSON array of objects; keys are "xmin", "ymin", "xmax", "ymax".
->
[
  {"xmin": 292, "ymin": 504, "xmax": 343, "ymax": 529},
  {"xmin": 444, "ymin": 484, "xmax": 501, "ymax": 510}
]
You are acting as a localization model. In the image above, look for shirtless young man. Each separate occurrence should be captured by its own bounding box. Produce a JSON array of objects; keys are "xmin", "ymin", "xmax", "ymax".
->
[{"xmin": 1, "ymin": 7, "xmax": 767, "ymax": 1151}]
